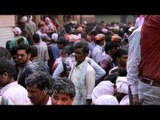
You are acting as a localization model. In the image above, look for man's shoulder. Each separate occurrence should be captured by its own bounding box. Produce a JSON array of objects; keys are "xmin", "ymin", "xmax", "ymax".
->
[
  {"xmin": 23, "ymin": 63, "xmax": 37, "ymax": 74},
  {"xmin": 2, "ymin": 83, "xmax": 27, "ymax": 97},
  {"xmin": 86, "ymin": 62, "xmax": 96, "ymax": 73}
]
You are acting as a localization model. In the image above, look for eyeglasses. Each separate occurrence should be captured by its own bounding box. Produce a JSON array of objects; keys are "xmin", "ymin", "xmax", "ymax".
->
[{"xmin": 16, "ymin": 54, "xmax": 25, "ymax": 57}]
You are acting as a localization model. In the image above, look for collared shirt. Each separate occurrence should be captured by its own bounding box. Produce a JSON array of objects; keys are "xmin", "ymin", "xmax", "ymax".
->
[
  {"xmin": 33, "ymin": 41, "xmax": 49, "ymax": 63},
  {"xmin": 127, "ymin": 26, "xmax": 141, "ymax": 95},
  {"xmin": 46, "ymin": 96, "xmax": 52, "ymax": 105},
  {"xmin": 29, "ymin": 96, "xmax": 52, "ymax": 105},
  {"xmin": 69, "ymin": 60, "xmax": 95, "ymax": 105},
  {"xmin": 0, "ymin": 81, "xmax": 31, "ymax": 105}
]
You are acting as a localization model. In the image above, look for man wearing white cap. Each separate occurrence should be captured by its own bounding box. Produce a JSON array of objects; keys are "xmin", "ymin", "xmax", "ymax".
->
[
  {"xmin": 23, "ymin": 15, "xmax": 36, "ymax": 36},
  {"xmin": 116, "ymin": 76, "xmax": 130, "ymax": 105},
  {"xmin": 51, "ymin": 33, "xmax": 58, "ymax": 42},
  {"xmin": 21, "ymin": 16, "xmax": 28, "ymax": 23},
  {"xmin": 10, "ymin": 27, "xmax": 29, "ymax": 49},
  {"xmin": 48, "ymin": 33, "xmax": 59, "ymax": 72},
  {"xmin": 94, "ymin": 95, "xmax": 119, "ymax": 105},
  {"xmin": 91, "ymin": 81, "xmax": 115, "ymax": 105}
]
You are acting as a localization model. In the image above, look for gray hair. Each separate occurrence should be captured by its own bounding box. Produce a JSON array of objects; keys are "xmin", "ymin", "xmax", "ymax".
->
[
  {"xmin": 50, "ymin": 78, "xmax": 76, "ymax": 99},
  {"xmin": 25, "ymin": 71, "xmax": 51, "ymax": 91}
]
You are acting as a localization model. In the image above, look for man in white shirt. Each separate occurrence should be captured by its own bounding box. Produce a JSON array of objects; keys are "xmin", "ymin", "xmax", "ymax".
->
[
  {"xmin": 0, "ymin": 57, "xmax": 31, "ymax": 105},
  {"xmin": 68, "ymin": 42, "xmax": 96, "ymax": 105}
]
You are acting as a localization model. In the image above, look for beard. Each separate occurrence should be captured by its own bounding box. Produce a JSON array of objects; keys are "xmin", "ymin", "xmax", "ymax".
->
[{"xmin": 17, "ymin": 59, "xmax": 28, "ymax": 67}]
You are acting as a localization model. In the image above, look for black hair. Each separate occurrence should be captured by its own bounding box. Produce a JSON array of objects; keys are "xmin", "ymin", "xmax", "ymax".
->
[
  {"xmin": 104, "ymin": 68, "xmax": 127, "ymax": 84},
  {"xmin": 30, "ymin": 46, "xmax": 38, "ymax": 57},
  {"xmin": 0, "ymin": 57, "xmax": 16, "ymax": 78},
  {"xmin": 115, "ymin": 48, "xmax": 128, "ymax": 58},
  {"xmin": 57, "ymin": 37, "xmax": 67, "ymax": 46},
  {"xmin": 104, "ymin": 73, "xmax": 119, "ymax": 84},
  {"xmin": 95, "ymin": 40, "xmax": 103, "ymax": 45},
  {"xmin": 73, "ymin": 41, "xmax": 89, "ymax": 55},
  {"xmin": 89, "ymin": 30, "xmax": 98, "ymax": 36},
  {"xmin": 25, "ymin": 71, "xmax": 51, "ymax": 91},
  {"xmin": 6, "ymin": 40, "xmax": 11, "ymax": 50},
  {"xmin": 0, "ymin": 47, "xmax": 12, "ymax": 59},
  {"xmin": 104, "ymin": 41, "xmax": 119, "ymax": 54},
  {"xmin": 16, "ymin": 44, "xmax": 31, "ymax": 54},
  {"xmin": 110, "ymin": 68, "xmax": 127, "ymax": 76},
  {"xmin": 61, "ymin": 45, "xmax": 74, "ymax": 57},
  {"xmin": 17, "ymin": 37, "xmax": 25, "ymax": 45},
  {"xmin": 81, "ymin": 31, "xmax": 87, "ymax": 39},
  {"xmin": 32, "ymin": 33, "xmax": 40, "ymax": 43},
  {"xmin": 9, "ymin": 46, "xmax": 17, "ymax": 61}
]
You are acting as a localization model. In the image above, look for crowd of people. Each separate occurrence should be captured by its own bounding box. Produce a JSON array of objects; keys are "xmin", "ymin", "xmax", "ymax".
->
[{"xmin": 1, "ymin": 15, "xmax": 154, "ymax": 105}]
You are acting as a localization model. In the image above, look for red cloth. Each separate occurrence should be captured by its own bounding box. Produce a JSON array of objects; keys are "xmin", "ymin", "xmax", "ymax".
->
[
  {"xmin": 51, "ymin": 57, "xmax": 61, "ymax": 75},
  {"xmin": 139, "ymin": 15, "xmax": 160, "ymax": 81}
]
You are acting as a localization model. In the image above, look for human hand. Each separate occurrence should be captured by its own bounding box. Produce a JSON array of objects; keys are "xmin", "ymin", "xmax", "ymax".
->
[{"xmin": 132, "ymin": 94, "xmax": 142, "ymax": 105}]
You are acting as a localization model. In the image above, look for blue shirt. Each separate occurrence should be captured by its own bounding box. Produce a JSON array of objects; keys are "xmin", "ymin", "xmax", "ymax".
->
[
  {"xmin": 52, "ymin": 53, "xmax": 106, "ymax": 81},
  {"xmin": 127, "ymin": 26, "xmax": 141, "ymax": 95}
]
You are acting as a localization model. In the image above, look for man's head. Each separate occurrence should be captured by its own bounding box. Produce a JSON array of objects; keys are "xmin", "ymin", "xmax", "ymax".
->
[
  {"xmin": 104, "ymin": 41, "xmax": 119, "ymax": 58},
  {"xmin": 25, "ymin": 71, "xmax": 51, "ymax": 105},
  {"xmin": 37, "ymin": 21, "xmax": 46, "ymax": 31},
  {"xmin": 50, "ymin": 78, "xmax": 75, "ymax": 105},
  {"xmin": 21, "ymin": 16, "xmax": 28, "ymax": 23},
  {"xmin": 16, "ymin": 44, "xmax": 31, "ymax": 67},
  {"xmin": 12, "ymin": 27, "xmax": 22, "ymax": 36},
  {"xmin": 111, "ymin": 34, "xmax": 122, "ymax": 46},
  {"xmin": 9, "ymin": 46, "xmax": 17, "ymax": 63},
  {"xmin": 115, "ymin": 77, "xmax": 128, "ymax": 102},
  {"xmin": 115, "ymin": 48, "xmax": 128, "ymax": 68},
  {"xmin": 88, "ymin": 30, "xmax": 97, "ymax": 42},
  {"xmin": 17, "ymin": 37, "xmax": 25, "ymax": 46},
  {"xmin": 51, "ymin": 33, "xmax": 58, "ymax": 42},
  {"xmin": 95, "ymin": 33, "xmax": 105, "ymax": 46},
  {"xmin": 94, "ymin": 95, "xmax": 119, "ymax": 105},
  {"xmin": 0, "ymin": 57, "xmax": 16, "ymax": 86},
  {"xmin": 73, "ymin": 41, "xmax": 89, "ymax": 65},
  {"xmin": 61, "ymin": 45, "xmax": 74, "ymax": 58},
  {"xmin": 92, "ymin": 81, "xmax": 115, "ymax": 104},
  {"xmin": 32, "ymin": 33, "xmax": 40, "ymax": 43},
  {"xmin": 0, "ymin": 47, "xmax": 12, "ymax": 60},
  {"xmin": 57, "ymin": 37, "xmax": 67, "ymax": 49}
]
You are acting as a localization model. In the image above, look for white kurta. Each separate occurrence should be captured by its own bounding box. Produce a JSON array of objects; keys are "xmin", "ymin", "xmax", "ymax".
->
[
  {"xmin": 69, "ymin": 60, "xmax": 95, "ymax": 105},
  {"xmin": 0, "ymin": 81, "xmax": 31, "ymax": 105}
]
